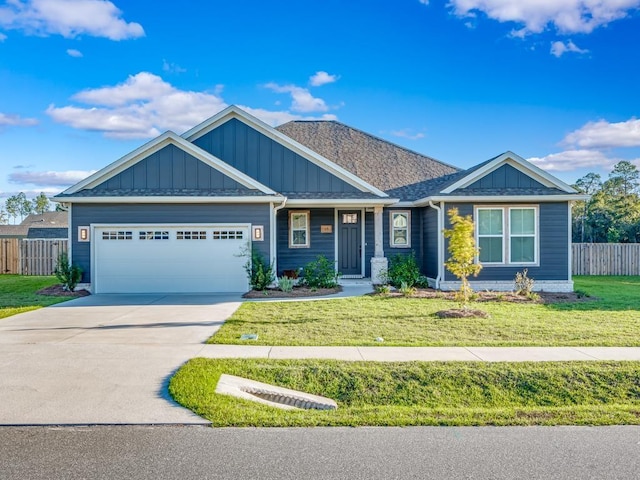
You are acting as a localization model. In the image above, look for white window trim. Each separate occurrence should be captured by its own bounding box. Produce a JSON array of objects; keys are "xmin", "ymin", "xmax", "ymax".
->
[
  {"xmin": 474, "ymin": 205, "xmax": 539, "ymax": 266},
  {"xmin": 289, "ymin": 210, "xmax": 310, "ymax": 248},
  {"xmin": 389, "ymin": 210, "xmax": 411, "ymax": 248},
  {"xmin": 476, "ymin": 207, "xmax": 505, "ymax": 265}
]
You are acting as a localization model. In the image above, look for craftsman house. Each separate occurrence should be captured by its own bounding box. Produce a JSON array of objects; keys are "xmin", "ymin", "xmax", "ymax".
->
[{"xmin": 54, "ymin": 106, "xmax": 586, "ymax": 293}]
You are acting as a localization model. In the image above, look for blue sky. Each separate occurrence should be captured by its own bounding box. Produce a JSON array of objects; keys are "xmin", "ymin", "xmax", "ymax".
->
[{"xmin": 1, "ymin": 0, "xmax": 639, "ymax": 203}]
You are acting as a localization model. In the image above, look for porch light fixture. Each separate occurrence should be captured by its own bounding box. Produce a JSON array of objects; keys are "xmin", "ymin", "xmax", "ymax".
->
[
  {"xmin": 252, "ymin": 225, "xmax": 264, "ymax": 241},
  {"xmin": 78, "ymin": 226, "xmax": 90, "ymax": 242}
]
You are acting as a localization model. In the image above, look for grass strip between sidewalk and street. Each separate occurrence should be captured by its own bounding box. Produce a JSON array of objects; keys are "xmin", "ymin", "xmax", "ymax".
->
[
  {"xmin": 0, "ymin": 275, "xmax": 70, "ymax": 319},
  {"xmin": 169, "ymin": 358, "xmax": 640, "ymax": 427},
  {"xmin": 208, "ymin": 276, "xmax": 640, "ymax": 346}
]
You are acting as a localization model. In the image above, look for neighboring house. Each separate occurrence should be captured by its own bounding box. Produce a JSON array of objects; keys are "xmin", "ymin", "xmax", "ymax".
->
[
  {"xmin": 22, "ymin": 212, "xmax": 69, "ymax": 239},
  {"xmin": 54, "ymin": 106, "xmax": 587, "ymax": 294},
  {"xmin": 0, "ymin": 212, "xmax": 68, "ymax": 239}
]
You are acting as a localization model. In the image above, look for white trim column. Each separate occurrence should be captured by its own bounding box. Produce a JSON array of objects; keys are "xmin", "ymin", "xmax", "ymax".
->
[{"xmin": 370, "ymin": 205, "xmax": 388, "ymax": 284}]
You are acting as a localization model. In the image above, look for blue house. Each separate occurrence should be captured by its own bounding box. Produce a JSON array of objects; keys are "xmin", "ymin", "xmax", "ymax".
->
[{"xmin": 54, "ymin": 106, "xmax": 587, "ymax": 294}]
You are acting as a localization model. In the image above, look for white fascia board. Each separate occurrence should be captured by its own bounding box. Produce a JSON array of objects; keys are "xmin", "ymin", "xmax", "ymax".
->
[
  {"xmin": 182, "ymin": 105, "xmax": 389, "ymax": 198},
  {"xmin": 441, "ymin": 151, "xmax": 577, "ymax": 194},
  {"xmin": 285, "ymin": 198, "xmax": 399, "ymax": 207},
  {"xmin": 64, "ymin": 131, "xmax": 277, "ymax": 196},
  {"xmin": 414, "ymin": 194, "xmax": 590, "ymax": 206},
  {"xmin": 55, "ymin": 195, "xmax": 284, "ymax": 204}
]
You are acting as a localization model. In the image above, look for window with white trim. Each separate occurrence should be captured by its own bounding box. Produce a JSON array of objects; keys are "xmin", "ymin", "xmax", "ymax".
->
[
  {"xmin": 390, "ymin": 211, "xmax": 411, "ymax": 248},
  {"xmin": 476, "ymin": 206, "xmax": 537, "ymax": 265},
  {"xmin": 289, "ymin": 211, "xmax": 310, "ymax": 248}
]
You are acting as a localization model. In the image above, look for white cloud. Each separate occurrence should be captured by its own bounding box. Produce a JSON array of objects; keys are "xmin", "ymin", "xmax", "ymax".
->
[
  {"xmin": 264, "ymin": 82, "xmax": 329, "ymax": 113},
  {"xmin": 564, "ymin": 118, "xmax": 640, "ymax": 149},
  {"xmin": 0, "ymin": 112, "xmax": 38, "ymax": 127},
  {"xmin": 66, "ymin": 48, "xmax": 82, "ymax": 57},
  {"xmin": 9, "ymin": 169, "xmax": 96, "ymax": 187},
  {"xmin": 418, "ymin": 0, "xmax": 429, "ymax": 5},
  {"xmin": 448, "ymin": 0, "xmax": 640, "ymax": 35},
  {"xmin": 0, "ymin": 0, "xmax": 144, "ymax": 40},
  {"xmin": 309, "ymin": 71, "xmax": 339, "ymax": 87},
  {"xmin": 528, "ymin": 149, "xmax": 619, "ymax": 171},
  {"xmin": 162, "ymin": 59, "xmax": 186, "ymax": 74},
  {"xmin": 550, "ymin": 40, "xmax": 589, "ymax": 57},
  {"xmin": 390, "ymin": 129, "xmax": 425, "ymax": 140},
  {"xmin": 0, "ymin": 32, "xmax": 7, "ymax": 41},
  {"xmin": 46, "ymin": 72, "xmax": 339, "ymax": 139}
]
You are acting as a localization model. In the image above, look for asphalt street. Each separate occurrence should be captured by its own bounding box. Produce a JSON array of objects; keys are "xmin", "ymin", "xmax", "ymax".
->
[{"xmin": 1, "ymin": 425, "xmax": 639, "ymax": 480}]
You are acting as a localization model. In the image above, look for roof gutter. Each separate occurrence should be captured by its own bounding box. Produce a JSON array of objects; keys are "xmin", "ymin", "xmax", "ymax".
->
[{"xmin": 271, "ymin": 196, "xmax": 288, "ymax": 276}]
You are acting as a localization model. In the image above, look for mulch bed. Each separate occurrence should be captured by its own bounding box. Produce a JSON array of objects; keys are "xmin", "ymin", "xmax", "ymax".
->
[
  {"xmin": 435, "ymin": 308, "xmax": 491, "ymax": 318},
  {"xmin": 36, "ymin": 285, "xmax": 91, "ymax": 297},
  {"xmin": 374, "ymin": 288, "xmax": 594, "ymax": 305},
  {"xmin": 243, "ymin": 286, "xmax": 342, "ymax": 298}
]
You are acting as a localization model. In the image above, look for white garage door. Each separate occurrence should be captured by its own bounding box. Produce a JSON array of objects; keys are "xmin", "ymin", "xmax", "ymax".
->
[{"xmin": 93, "ymin": 225, "xmax": 250, "ymax": 293}]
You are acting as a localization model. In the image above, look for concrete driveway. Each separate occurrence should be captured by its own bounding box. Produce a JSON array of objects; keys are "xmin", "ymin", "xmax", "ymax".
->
[{"xmin": 0, "ymin": 294, "xmax": 243, "ymax": 425}]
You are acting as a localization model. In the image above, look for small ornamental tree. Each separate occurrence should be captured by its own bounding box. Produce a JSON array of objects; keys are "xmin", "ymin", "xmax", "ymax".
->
[{"xmin": 443, "ymin": 208, "xmax": 482, "ymax": 305}]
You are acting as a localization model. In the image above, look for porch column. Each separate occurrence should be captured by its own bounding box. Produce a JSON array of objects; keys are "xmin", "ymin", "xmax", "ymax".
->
[{"xmin": 370, "ymin": 205, "xmax": 388, "ymax": 284}]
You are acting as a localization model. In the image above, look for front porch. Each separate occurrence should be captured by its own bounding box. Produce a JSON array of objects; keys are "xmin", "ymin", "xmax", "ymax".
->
[{"xmin": 273, "ymin": 205, "xmax": 388, "ymax": 283}]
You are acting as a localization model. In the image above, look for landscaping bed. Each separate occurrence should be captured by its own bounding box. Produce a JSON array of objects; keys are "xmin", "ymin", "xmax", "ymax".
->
[
  {"xmin": 209, "ymin": 276, "xmax": 640, "ymax": 346},
  {"xmin": 169, "ymin": 358, "xmax": 640, "ymax": 427},
  {"xmin": 36, "ymin": 284, "xmax": 91, "ymax": 297},
  {"xmin": 243, "ymin": 286, "xmax": 342, "ymax": 298}
]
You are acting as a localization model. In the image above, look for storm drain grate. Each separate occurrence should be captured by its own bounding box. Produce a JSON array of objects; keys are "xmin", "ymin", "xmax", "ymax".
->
[{"xmin": 215, "ymin": 374, "xmax": 337, "ymax": 411}]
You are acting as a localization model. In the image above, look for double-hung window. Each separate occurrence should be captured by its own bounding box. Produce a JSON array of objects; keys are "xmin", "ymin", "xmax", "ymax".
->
[
  {"xmin": 390, "ymin": 211, "xmax": 411, "ymax": 248},
  {"xmin": 289, "ymin": 211, "xmax": 310, "ymax": 248},
  {"xmin": 476, "ymin": 206, "xmax": 537, "ymax": 265}
]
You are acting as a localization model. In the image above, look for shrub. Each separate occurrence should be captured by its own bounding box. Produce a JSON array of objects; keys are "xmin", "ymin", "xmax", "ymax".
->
[
  {"xmin": 387, "ymin": 252, "xmax": 420, "ymax": 288},
  {"xmin": 399, "ymin": 281, "xmax": 416, "ymax": 297},
  {"xmin": 300, "ymin": 255, "xmax": 339, "ymax": 288},
  {"xmin": 54, "ymin": 252, "xmax": 82, "ymax": 292},
  {"xmin": 277, "ymin": 276, "xmax": 295, "ymax": 293},
  {"xmin": 514, "ymin": 269, "xmax": 535, "ymax": 296},
  {"xmin": 244, "ymin": 247, "xmax": 275, "ymax": 291},
  {"xmin": 375, "ymin": 284, "xmax": 391, "ymax": 295}
]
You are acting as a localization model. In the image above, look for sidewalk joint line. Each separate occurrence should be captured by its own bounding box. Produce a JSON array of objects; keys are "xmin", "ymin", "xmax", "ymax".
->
[
  {"xmin": 571, "ymin": 347, "xmax": 602, "ymax": 360},
  {"xmin": 463, "ymin": 347, "xmax": 486, "ymax": 361}
]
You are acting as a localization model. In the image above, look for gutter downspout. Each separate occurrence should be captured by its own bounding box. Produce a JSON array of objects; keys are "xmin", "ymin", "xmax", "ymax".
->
[
  {"xmin": 271, "ymin": 197, "xmax": 288, "ymax": 275},
  {"xmin": 428, "ymin": 200, "xmax": 443, "ymax": 289}
]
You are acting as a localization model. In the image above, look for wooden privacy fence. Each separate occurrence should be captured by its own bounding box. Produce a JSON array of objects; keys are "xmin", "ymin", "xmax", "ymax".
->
[
  {"xmin": 572, "ymin": 243, "xmax": 640, "ymax": 275},
  {"xmin": 0, "ymin": 238, "xmax": 68, "ymax": 275}
]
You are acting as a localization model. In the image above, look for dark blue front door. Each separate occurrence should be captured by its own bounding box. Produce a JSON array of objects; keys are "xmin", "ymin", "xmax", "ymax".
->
[{"xmin": 338, "ymin": 210, "xmax": 361, "ymax": 276}]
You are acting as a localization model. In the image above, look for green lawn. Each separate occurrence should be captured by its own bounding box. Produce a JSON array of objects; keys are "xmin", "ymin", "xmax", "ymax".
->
[
  {"xmin": 0, "ymin": 275, "xmax": 71, "ymax": 319},
  {"xmin": 169, "ymin": 358, "xmax": 640, "ymax": 427},
  {"xmin": 209, "ymin": 276, "xmax": 640, "ymax": 346}
]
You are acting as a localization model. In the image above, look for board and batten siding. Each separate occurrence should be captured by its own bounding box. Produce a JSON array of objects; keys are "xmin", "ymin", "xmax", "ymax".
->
[
  {"xmin": 193, "ymin": 118, "xmax": 361, "ymax": 194},
  {"xmin": 442, "ymin": 202, "xmax": 569, "ymax": 282},
  {"xmin": 71, "ymin": 203, "xmax": 270, "ymax": 283},
  {"xmin": 461, "ymin": 164, "xmax": 546, "ymax": 191},
  {"xmin": 92, "ymin": 144, "xmax": 249, "ymax": 192}
]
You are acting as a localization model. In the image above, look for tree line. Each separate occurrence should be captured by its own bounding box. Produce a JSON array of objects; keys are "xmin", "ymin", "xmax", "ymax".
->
[
  {"xmin": 0, "ymin": 192, "xmax": 53, "ymax": 225},
  {"xmin": 572, "ymin": 160, "xmax": 640, "ymax": 243}
]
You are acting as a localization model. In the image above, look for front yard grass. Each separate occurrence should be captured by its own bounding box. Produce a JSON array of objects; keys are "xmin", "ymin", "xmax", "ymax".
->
[
  {"xmin": 0, "ymin": 275, "xmax": 71, "ymax": 319},
  {"xmin": 169, "ymin": 358, "xmax": 640, "ymax": 427},
  {"xmin": 209, "ymin": 276, "xmax": 640, "ymax": 346}
]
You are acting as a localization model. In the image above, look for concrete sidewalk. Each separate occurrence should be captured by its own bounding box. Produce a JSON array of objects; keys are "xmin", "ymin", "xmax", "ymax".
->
[{"xmin": 197, "ymin": 345, "xmax": 640, "ymax": 362}]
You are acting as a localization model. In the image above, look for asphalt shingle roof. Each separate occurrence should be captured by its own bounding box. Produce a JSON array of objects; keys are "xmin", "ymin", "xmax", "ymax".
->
[{"xmin": 276, "ymin": 120, "xmax": 460, "ymax": 195}]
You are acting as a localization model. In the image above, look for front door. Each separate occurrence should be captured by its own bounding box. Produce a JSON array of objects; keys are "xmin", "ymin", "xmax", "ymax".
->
[{"xmin": 338, "ymin": 210, "xmax": 362, "ymax": 276}]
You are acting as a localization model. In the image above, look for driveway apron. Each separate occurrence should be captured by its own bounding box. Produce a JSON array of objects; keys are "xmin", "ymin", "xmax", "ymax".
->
[{"xmin": 0, "ymin": 294, "xmax": 242, "ymax": 425}]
